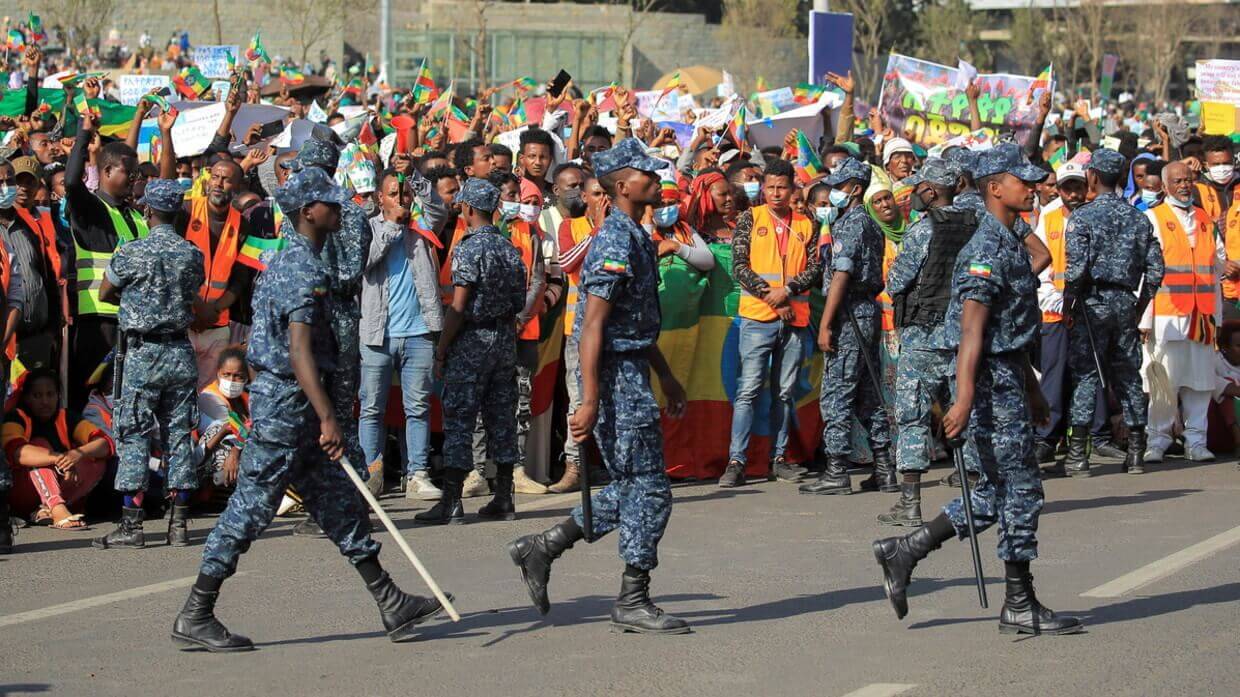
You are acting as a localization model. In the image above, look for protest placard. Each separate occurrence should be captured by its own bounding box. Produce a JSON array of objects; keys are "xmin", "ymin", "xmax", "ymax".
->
[
  {"xmin": 1202, "ymin": 101, "xmax": 1239, "ymax": 136},
  {"xmin": 118, "ymin": 74, "xmax": 170, "ymax": 106},
  {"xmin": 170, "ymin": 101, "xmax": 226, "ymax": 156},
  {"xmin": 877, "ymin": 54, "xmax": 1046, "ymax": 147},
  {"xmin": 1195, "ymin": 60, "xmax": 1240, "ymax": 106},
  {"xmin": 191, "ymin": 45, "xmax": 240, "ymax": 79},
  {"xmin": 636, "ymin": 89, "xmax": 681, "ymax": 121}
]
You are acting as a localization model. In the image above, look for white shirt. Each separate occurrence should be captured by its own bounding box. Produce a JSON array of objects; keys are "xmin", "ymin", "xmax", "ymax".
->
[
  {"xmin": 1213, "ymin": 352, "xmax": 1240, "ymax": 403},
  {"xmin": 1138, "ymin": 203, "xmax": 1225, "ymax": 339}
]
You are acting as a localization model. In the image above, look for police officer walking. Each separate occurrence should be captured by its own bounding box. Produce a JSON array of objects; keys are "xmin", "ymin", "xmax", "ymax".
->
[
  {"xmin": 506, "ymin": 138, "xmax": 690, "ymax": 635},
  {"xmin": 801, "ymin": 157, "xmax": 894, "ymax": 496},
  {"xmin": 1061, "ymin": 149, "xmax": 1164, "ymax": 477},
  {"xmin": 172, "ymin": 169, "xmax": 445, "ymax": 652},
  {"xmin": 416, "ymin": 178, "xmax": 526, "ymax": 525},
  {"xmin": 880, "ymin": 158, "xmax": 977, "ymax": 526},
  {"xmin": 872, "ymin": 143, "xmax": 1083, "ymax": 635},
  {"xmin": 93, "ymin": 180, "xmax": 204, "ymax": 550}
]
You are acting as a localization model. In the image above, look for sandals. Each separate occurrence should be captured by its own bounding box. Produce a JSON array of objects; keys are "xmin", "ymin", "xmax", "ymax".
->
[{"xmin": 31, "ymin": 507, "xmax": 90, "ymax": 531}]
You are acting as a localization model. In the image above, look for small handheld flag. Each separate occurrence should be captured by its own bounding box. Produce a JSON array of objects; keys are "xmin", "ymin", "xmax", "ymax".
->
[
  {"xmin": 279, "ymin": 65, "xmax": 306, "ymax": 85},
  {"xmin": 411, "ymin": 59, "xmax": 438, "ymax": 104},
  {"xmin": 729, "ymin": 104, "xmax": 747, "ymax": 146},
  {"xmin": 245, "ymin": 31, "xmax": 271, "ymax": 65},
  {"xmin": 27, "ymin": 13, "xmax": 44, "ymax": 45},
  {"xmin": 511, "ymin": 76, "xmax": 538, "ymax": 93},
  {"xmin": 793, "ymin": 130, "xmax": 823, "ymax": 184},
  {"xmin": 173, "ymin": 66, "xmax": 211, "ymax": 99},
  {"xmin": 657, "ymin": 71, "xmax": 681, "ymax": 107},
  {"xmin": 1026, "ymin": 64, "xmax": 1052, "ymax": 104}
]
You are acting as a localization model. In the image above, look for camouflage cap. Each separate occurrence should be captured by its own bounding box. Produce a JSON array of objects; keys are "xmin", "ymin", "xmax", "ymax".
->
[
  {"xmin": 281, "ymin": 137, "xmax": 340, "ymax": 171},
  {"xmin": 1086, "ymin": 148, "xmax": 1124, "ymax": 176},
  {"xmin": 973, "ymin": 142, "xmax": 1047, "ymax": 183},
  {"xmin": 136, "ymin": 178, "xmax": 185, "ymax": 213},
  {"xmin": 592, "ymin": 137, "xmax": 665, "ymax": 179},
  {"xmin": 824, "ymin": 156, "xmax": 872, "ymax": 187},
  {"xmin": 274, "ymin": 167, "xmax": 348, "ymax": 212},
  {"xmin": 905, "ymin": 158, "xmax": 963, "ymax": 188},
  {"xmin": 942, "ymin": 146, "xmax": 980, "ymax": 176},
  {"xmin": 457, "ymin": 177, "xmax": 501, "ymax": 214}
]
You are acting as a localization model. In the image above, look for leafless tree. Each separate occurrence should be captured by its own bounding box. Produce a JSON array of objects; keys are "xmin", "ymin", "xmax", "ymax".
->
[
  {"xmin": 719, "ymin": 0, "xmax": 799, "ymax": 94},
  {"xmin": 44, "ymin": 0, "xmax": 116, "ymax": 55},
  {"xmin": 1007, "ymin": 4, "xmax": 1047, "ymax": 76},
  {"xmin": 835, "ymin": 0, "xmax": 891, "ymax": 102},
  {"xmin": 271, "ymin": 0, "xmax": 359, "ymax": 65},
  {"xmin": 613, "ymin": 0, "xmax": 663, "ymax": 85}
]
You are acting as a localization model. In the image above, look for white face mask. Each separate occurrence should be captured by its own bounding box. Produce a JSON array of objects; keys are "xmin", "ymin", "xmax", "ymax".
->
[
  {"xmin": 217, "ymin": 378, "xmax": 245, "ymax": 399},
  {"xmin": 1167, "ymin": 192, "xmax": 1194, "ymax": 209},
  {"xmin": 498, "ymin": 200, "xmax": 520, "ymax": 222},
  {"xmin": 518, "ymin": 203, "xmax": 541, "ymax": 223},
  {"xmin": 1208, "ymin": 164, "xmax": 1235, "ymax": 185}
]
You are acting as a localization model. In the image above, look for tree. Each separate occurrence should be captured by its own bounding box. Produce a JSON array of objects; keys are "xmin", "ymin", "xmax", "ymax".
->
[
  {"xmin": 271, "ymin": 0, "xmax": 351, "ymax": 65},
  {"xmin": 1123, "ymin": 0, "xmax": 1205, "ymax": 102},
  {"xmin": 1077, "ymin": 0, "xmax": 1110, "ymax": 100},
  {"xmin": 917, "ymin": 0, "xmax": 988, "ymax": 68},
  {"xmin": 835, "ymin": 0, "xmax": 890, "ymax": 102},
  {"xmin": 454, "ymin": 0, "xmax": 492, "ymax": 93},
  {"xmin": 1007, "ymin": 4, "xmax": 1046, "ymax": 76},
  {"xmin": 614, "ymin": 0, "xmax": 664, "ymax": 85},
  {"xmin": 719, "ymin": 0, "xmax": 799, "ymax": 94},
  {"xmin": 43, "ymin": 0, "xmax": 116, "ymax": 55}
]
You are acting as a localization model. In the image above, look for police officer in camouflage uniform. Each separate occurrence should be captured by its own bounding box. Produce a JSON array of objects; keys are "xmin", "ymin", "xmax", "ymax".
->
[
  {"xmin": 171, "ymin": 168, "xmax": 445, "ymax": 653},
  {"xmin": 415, "ymin": 178, "xmax": 525, "ymax": 525},
  {"xmin": 93, "ymin": 179, "xmax": 204, "ymax": 551},
  {"xmin": 879, "ymin": 158, "xmax": 981, "ymax": 527},
  {"xmin": 800, "ymin": 157, "xmax": 894, "ymax": 496},
  {"xmin": 873, "ymin": 143, "xmax": 1083, "ymax": 636},
  {"xmin": 1061, "ymin": 149, "xmax": 1164, "ymax": 477},
  {"xmin": 506, "ymin": 138, "xmax": 690, "ymax": 635}
]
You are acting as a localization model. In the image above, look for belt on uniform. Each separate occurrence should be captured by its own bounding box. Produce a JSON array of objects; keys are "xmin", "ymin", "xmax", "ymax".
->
[
  {"xmin": 130, "ymin": 330, "xmax": 188, "ymax": 343},
  {"xmin": 465, "ymin": 317, "xmax": 503, "ymax": 330},
  {"xmin": 1090, "ymin": 281, "xmax": 1135, "ymax": 294}
]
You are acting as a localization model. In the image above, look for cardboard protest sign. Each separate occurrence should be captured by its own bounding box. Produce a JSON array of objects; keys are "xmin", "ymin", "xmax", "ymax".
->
[
  {"xmin": 118, "ymin": 74, "xmax": 171, "ymax": 106},
  {"xmin": 170, "ymin": 101, "xmax": 226, "ymax": 156},
  {"xmin": 1202, "ymin": 101, "xmax": 1239, "ymax": 136},
  {"xmin": 1195, "ymin": 60, "xmax": 1240, "ymax": 106},
  {"xmin": 877, "ymin": 54, "xmax": 1047, "ymax": 147},
  {"xmin": 191, "ymin": 45, "xmax": 240, "ymax": 79}
]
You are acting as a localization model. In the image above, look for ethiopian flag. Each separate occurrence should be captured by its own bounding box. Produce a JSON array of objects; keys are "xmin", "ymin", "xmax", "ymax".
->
[
  {"xmin": 411, "ymin": 60, "xmax": 437, "ymax": 104},
  {"xmin": 0, "ymin": 88, "xmax": 136, "ymax": 137}
]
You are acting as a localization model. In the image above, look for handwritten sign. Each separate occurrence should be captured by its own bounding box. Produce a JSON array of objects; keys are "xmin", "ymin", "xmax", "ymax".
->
[
  {"xmin": 1195, "ymin": 60, "xmax": 1240, "ymax": 106},
  {"xmin": 190, "ymin": 45, "xmax": 240, "ymax": 79},
  {"xmin": 117, "ymin": 74, "xmax": 171, "ymax": 106},
  {"xmin": 170, "ymin": 102, "xmax": 226, "ymax": 157}
]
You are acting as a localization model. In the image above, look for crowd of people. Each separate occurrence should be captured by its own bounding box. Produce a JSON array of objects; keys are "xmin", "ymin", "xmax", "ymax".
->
[{"xmin": 0, "ymin": 23, "xmax": 1237, "ymax": 640}]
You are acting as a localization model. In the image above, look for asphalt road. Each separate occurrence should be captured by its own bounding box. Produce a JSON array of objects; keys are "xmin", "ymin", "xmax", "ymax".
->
[{"xmin": 2, "ymin": 455, "xmax": 1238, "ymax": 697}]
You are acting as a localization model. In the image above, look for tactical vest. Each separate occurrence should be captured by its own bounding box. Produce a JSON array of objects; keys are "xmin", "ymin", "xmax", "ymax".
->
[{"xmin": 894, "ymin": 207, "xmax": 977, "ymax": 329}]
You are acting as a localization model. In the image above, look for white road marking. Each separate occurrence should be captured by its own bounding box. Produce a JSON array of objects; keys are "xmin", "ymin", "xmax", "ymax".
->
[
  {"xmin": 1082, "ymin": 523, "xmax": 1240, "ymax": 598},
  {"xmin": 840, "ymin": 684, "xmax": 918, "ymax": 697},
  {"xmin": 0, "ymin": 575, "xmax": 202, "ymax": 628}
]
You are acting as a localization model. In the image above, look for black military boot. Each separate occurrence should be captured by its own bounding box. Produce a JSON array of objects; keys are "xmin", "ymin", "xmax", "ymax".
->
[
  {"xmin": 873, "ymin": 448, "xmax": 899, "ymax": 493},
  {"xmin": 506, "ymin": 517, "xmax": 585, "ymax": 614},
  {"xmin": 610, "ymin": 564, "xmax": 691, "ymax": 634},
  {"xmin": 414, "ymin": 469, "xmax": 465, "ymax": 525},
  {"xmin": 998, "ymin": 562, "xmax": 1084, "ymax": 635},
  {"xmin": 92, "ymin": 506, "xmax": 146, "ymax": 549},
  {"xmin": 799, "ymin": 456, "xmax": 851, "ymax": 494},
  {"xmin": 477, "ymin": 465, "xmax": 516, "ymax": 521},
  {"xmin": 366, "ymin": 570, "xmax": 448, "ymax": 642},
  {"xmin": 168, "ymin": 504, "xmax": 191, "ymax": 547},
  {"xmin": 872, "ymin": 515, "xmax": 955, "ymax": 619},
  {"xmin": 1063, "ymin": 429, "xmax": 1091, "ymax": 478},
  {"xmin": 1034, "ymin": 440, "xmax": 1058, "ymax": 464},
  {"xmin": 0, "ymin": 498, "xmax": 13, "ymax": 554},
  {"xmin": 1123, "ymin": 427, "xmax": 1146, "ymax": 475},
  {"xmin": 171, "ymin": 587, "xmax": 254, "ymax": 652},
  {"xmin": 877, "ymin": 481, "xmax": 923, "ymax": 526}
]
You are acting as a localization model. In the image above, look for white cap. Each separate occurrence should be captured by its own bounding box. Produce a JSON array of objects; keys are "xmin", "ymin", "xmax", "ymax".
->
[
  {"xmin": 882, "ymin": 137, "xmax": 915, "ymax": 165},
  {"xmin": 1055, "ymin": 161, "xmax": 1086, "ymax": 183}
]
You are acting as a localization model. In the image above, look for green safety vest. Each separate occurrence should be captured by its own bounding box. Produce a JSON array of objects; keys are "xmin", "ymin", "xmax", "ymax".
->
[{"xmin": 73, "ymin": 201, "xmax": 149, "ymax": 316}]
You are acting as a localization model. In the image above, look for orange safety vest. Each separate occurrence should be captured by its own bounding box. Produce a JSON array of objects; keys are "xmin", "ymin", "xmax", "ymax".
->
[
  {"xmin": 1225, "ymin": 200, "xmax": 1240, "ymax": 300},
  {"xmin": 508, "ymin": 220, "xmax": 541, "ymax": 341},
  {"xmin": 438, "ymin": 218, "xmax": 469, "ymax": 304},
  {"xmin": 876, "ymin": 238, "xmax": 899, "ymax": 332},
  {"xmin": 563, "ymin": 217, "xmax": 595, "ymax": 336},
  {"xmin": 15, "ymin": 207, "xmax": 63, "ymax": 281},
  {"xmin": 0, "ymin": 238, "xmax": 12, "ymax": 360},
  {"xmin": 14, "ymin": 407, "xmax": 70, "ymax": 450},
  {"xmin": 185, "ymin": 197, "xmax": 242, "ymax": 327},
  {"xmin": 1152, "ymin": 203, "xmax": 1215, "ymax": 318},
  {"xmin": 1196, "ymin": 182, "xmax": 1227, "ymax": 223},
  {"xmin": 1041, "ymin": 206, "xmax": 1068, "ymax": 323},
  {"xmin": 737, "ymin": 205, "xmax": 813, "ymax": 327}
]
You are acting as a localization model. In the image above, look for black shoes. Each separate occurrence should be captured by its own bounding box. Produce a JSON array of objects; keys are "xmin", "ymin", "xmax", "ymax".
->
[
  {"xmin": 293, "ymin": 517, "xmax": 328, "ymax": 538},
  {"xmin": 872, "ymin": 524, "xmax": 947, "ymax": 619},
  {"xmin": 1063, "ymin": 430, "xmax": 1092, "ymax": 478},
  {"xmin": 415, "ymin": 470, "xmax": 465, "ymax": 525},
  {"xmin": 770, "ymin": 456, "xmax": 805, "ymax": 482},
  {"xmin": 168, "ymin": 504, "xmax": 191, "ymax": 547},
  {"xmin": 718, "ymin": 460, "xmax": 745, "ymax": 488},
  {"xmin": 1091, "ymin": 439, "xmax": 1126, "ymax": 460},
  {"xmin": 1034, "ymin": 440, "xmax": 1057, "ymax": 464},
  {"xmin": 477, "ymin": 467, "xmax": 516, "ymax": 521},
  {"xmin": 171, "ymin": 587, "xmax": 255, "ymax": 652},
  {"xmin": 877, "ymin": 482, "xmax": 922, "ymax": 526},
  {"xmin": 799, "ymin": 456, "xmax": 852, "ymax": 495},
  {"xmin": 0, "ymin": 500, "xmax": 13, "ymax": 554},
  {"xmin": 1123, "ymin": 427, "xmax": 1146, "ymax": 475},
  {"xmin": 366, "ymin": 570, "xmax": 447, "ymax": 642},
  {"xmin": 93, "ymin": 506, "xmax": 146, "ymax": 550},
  {"xmin": 507, "ymin": 518, "xmax": 584, "ymax": 615},
  {"xmin": 998, "ymin": 563, "xmax": 1084, "ymax": 635},
  {"xmin": 610, "ymin": 565, "xmax": 691, "ymax": 634}
]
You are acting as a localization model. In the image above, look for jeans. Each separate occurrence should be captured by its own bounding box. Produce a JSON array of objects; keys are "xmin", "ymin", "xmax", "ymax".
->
[
  {"xmin": 728, "ymin": 318, "xmax": 806, "ymax": 464},
  {"xmin": 358, "ymin": 335, "xmax": 435, "ymax": 476}
]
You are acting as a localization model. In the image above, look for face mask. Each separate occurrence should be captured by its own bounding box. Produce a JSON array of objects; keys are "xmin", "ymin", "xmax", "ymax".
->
[
  {"xmin": 0, "ymin": 184, "xmax": 16, "ymax": 209},
  {"xmin": 641, "ymin": 222, "xmax": 655, "ymax": 235},
  {"xmin": 1208, "ymin": 164, "xmax": 1235, "ymax": 185},
  {"xmin": 742, "ymin": 181, "xmax": 760, "ymax": 200},
  {"xmin": 561, "ymin": 189, "xmax": 586, "ymax": 217},
  {"xmin": 217, "ymin": 378, "xmax": 245, "ymax": 399},
  {"xmin": 653, "ymin": 204, "xmax": 679, "ymax": 227},
  {"xmin": 828, "ymin": 188, "xmax": 851, "ymax": 208},
  {"xmin": 1140, "ymin": 189, "xmax": 1161, "ymax": 207},
  {"xmin": 1168, "ymin": 192, "xmax": 1193, "ymax": 209},
  {"xmin": 176, "ymin": 177, "xmax": 193, "ymax": 191},
  {"xmin": 910, "ymin": 191, "xmax": 929, "ymax": 213},
  {"xmin": 518, "ymin": 203, "xmax": 540, "ymax": 223},
  {"xmin": 813, "ymin": 206, "xmax": 833, "ymax": 223},
  {"xmin": 499, "ymin": 200, "xmax": 521, "ymax": 222}
]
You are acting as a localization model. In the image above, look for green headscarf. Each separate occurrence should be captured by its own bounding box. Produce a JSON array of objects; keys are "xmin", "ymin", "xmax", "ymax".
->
[{"xmin": 864, "ymin": 177, "xmax": 907, "ymax": 244}]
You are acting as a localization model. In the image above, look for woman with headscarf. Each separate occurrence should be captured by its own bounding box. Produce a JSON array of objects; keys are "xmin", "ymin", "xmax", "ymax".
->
[
  {"xmin": 682, "ymin": 169, "xmax": 738, "ymax": 243},
  {"xmin": 1125, "ymin": 152, "xmax": 1158, "ymax": 205},
  {"xmin": 865, "ymin": 175, "xmax": 907, "ymax": 438}
]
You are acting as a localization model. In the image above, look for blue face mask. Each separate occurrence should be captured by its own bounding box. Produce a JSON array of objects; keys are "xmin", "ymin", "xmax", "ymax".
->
[
  {"xmin": 0, "ymin": 184, "xmax": 17, "ymax": 209},
  {"xmin": 814, "ymin": 206, "xmax": 835, "ymax": 224},
  {"xmin": 499, "ymin": 200, "xmax": 521, "ymax": 221},
  {"xmin": 1140, "ymin": 189, "xmax": 1161, "ymax": 207},
  {"xmin": 828, "ymin": 188, "xmax": 851, "ymax": 208},
  {"xmin": 653, "ymin": 204, "xmax": 679, "ymax": 228},
  {"xmin": 742, "ymin": 181, "xmax": 760, "ymax": 201},
  {"xmin": 176, "ymin": 177, "xmax": 193, "ymax": 192}
]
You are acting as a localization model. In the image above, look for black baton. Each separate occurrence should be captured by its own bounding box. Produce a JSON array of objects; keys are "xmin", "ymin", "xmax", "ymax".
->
[
  {"xmin": 948, "ymin": 435, "xmax": 988, "ymax": 609},
  {"xmin": 577, "ymin": 436, "xmax": 597, "ymax": 543},
  {"xmin": 111, "ymin": 332, "xmax": 128, "ymax": 402},
  {"xmin": 1078, "ymin": 305, "xmax": 1108, "ymax": 393},
  {"xmin": 845, "ymin": 304, "xmax": 887, "ymax": 410}
]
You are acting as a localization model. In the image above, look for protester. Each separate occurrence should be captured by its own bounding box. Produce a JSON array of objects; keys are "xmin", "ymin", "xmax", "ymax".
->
[{"xmin": 196, "ymin": 347, "xmax": 250, "ymax": 495}]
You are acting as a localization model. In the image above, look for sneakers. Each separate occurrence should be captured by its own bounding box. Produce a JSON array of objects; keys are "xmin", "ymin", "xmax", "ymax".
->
[
  {"xmin": 461, "ymin": 470, "xmax": 490, "ymax": 498},
  {"xmin": 513, "ymin": 466, "xmax": 548, "ymax": 494},
  {"xmin": 405, "ymin": 471, "xmax": 443, "ymax": 501},
  {"xmin": 718, "ymin": 460, "xmax": 746, "ymax": 488},
  {"xmin": 1143, "ymin": 446, "xmax": 1165, "ymax": 463},
  {"xmin": 1185, "ymin": 445, "xmax": 1215, "ymax": 462},
  {"xmin": 770, "ymin": 456, "xmax": 805, "ymax": 482},
  {"xmin": 1091, "ymin": 439, "xmax": 1127, "ymax": 460}
]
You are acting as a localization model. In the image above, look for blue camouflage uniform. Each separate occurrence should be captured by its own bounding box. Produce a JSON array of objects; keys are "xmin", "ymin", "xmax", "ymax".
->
[
  {"xmin": 944, "ymin": 147, "xmax": 986, "ymax": 217},
  {"xmin": 1063, "ymin": 149, "xmax": 1164, "ymax": 430},
  {"xmin": 200, "ymin": 169, "xmax": 379, "ymax": 580},
  {"xmin": 570, "ymin": 139, "xmax": 670, "ymax": 571},
  {"xmin": 285, "ymin": 139, "xmax": 372, "ymax": 478},
  {"xmin": 821, "ymin": 158, "xmax": 890, "ymax": 458},
  {"xmin": 886, "ymin": 159, "xmax": 981, "ymax": 474},
  {"xmin": 932, "ymin": 144, "xmax": 1047, "ymax": 562},
  {"xmin": 106, "ymin": 180, "xmax": 203, "ymax": 493},
  {"xmin": 441, "ymin": 178, "xmax": 526, "ymax": 473}
]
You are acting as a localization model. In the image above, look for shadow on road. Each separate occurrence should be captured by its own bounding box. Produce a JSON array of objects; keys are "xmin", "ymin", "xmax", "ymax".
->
[{"xmin": 1043, "ymin": 488, "xmax": 1200, "ymax": 516}]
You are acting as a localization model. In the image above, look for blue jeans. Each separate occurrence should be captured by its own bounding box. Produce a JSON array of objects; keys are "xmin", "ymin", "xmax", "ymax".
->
[
  {"xmin": 728, "ymin": 318, "xmax": 806, "ymax": 464},
  {"xmin": 358, "ymin": 335, "xmax": 434, "ymax": 476}
]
